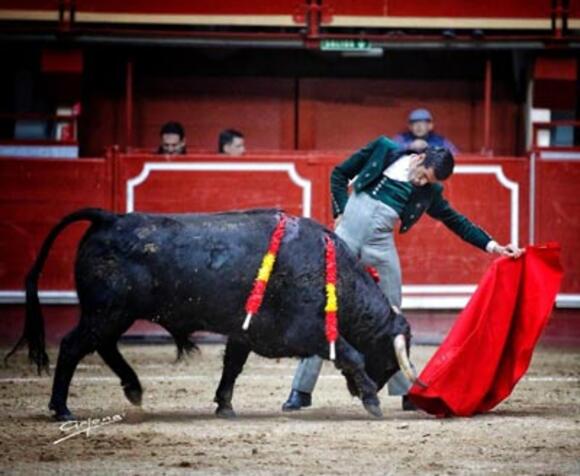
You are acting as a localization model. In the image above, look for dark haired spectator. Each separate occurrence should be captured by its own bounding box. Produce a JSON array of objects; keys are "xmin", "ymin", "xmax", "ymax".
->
[
  {"xmin": 157, "ymin": 121, "xmax": 186, "ymax": 155},
  {"xmin": 218, "ymin": 129, "xmax": 245, "ymax": 156},
  {"xmin": 393, "ymin": 109, "xmax": 458, "ymax": 154}
]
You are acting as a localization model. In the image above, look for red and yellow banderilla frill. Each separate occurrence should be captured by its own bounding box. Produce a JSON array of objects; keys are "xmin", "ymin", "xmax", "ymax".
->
[
  {"xmin": 243, "ymin": 214, "xmax": 288, "ymax": 330},
  {"xmin": 242, "ymin": 217, "xmax": 339, "ymax": 361},
  {"xmin": 324, "ymin": 235, "xmax": 339, "ymax": 360}
]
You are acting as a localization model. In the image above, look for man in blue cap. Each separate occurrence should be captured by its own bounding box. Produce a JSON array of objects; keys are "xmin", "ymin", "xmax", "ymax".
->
[{"xmin": 394, "ymin": 108, "xmax": 458, "ymax": 154}]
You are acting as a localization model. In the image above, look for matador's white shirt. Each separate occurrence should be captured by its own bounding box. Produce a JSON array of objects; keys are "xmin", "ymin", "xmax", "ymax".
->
[{"xmin": 382, "ymin": 154, "xmax": 497, "ymax": 253}]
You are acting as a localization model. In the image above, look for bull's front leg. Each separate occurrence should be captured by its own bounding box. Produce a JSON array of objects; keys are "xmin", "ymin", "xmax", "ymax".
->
[
  {"xmin": 333, "ymin": 337, "xmax": 383, "ymax": 419},
  {"xmin": 214, "ymin": 338, "xmax": 251, "ymax": 418}
]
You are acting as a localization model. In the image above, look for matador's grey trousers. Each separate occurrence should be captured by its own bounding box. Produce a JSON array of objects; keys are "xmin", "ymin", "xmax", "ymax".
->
[{"xmin": 290, "ymin": 192, "xmax": 411, "ymax": 396}]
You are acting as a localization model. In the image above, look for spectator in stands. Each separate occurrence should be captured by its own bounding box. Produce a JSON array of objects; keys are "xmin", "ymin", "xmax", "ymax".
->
[
  {"xmin": 393, "ymin": 108, "xmax": 458, "ymax": 154},
  {"xmin": 157, "ymin": 121, "xmax": 187, "ymax": 155},
  {"xmin": 218, "ymin": 129, "xmax": 246, "ymax": 156}
]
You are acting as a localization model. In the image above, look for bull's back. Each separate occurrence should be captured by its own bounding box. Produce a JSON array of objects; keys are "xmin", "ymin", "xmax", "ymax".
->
[
  {"xmin": 74, "ymin": 209, "xmax": 391, "ymax": 354},
  {"xmin": 74, "ymin": 211, "xmax": 324, "ymax": 331}
]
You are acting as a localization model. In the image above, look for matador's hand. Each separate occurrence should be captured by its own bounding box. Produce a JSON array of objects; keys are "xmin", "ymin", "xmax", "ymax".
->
[{"xmin": 492, "ymin": 243, "xmax": 524, "ymax": 259}]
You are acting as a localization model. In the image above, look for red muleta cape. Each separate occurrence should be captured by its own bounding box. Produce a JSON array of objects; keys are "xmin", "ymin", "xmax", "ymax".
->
[{"xmin": 408, "ymin": 243, "xmax": 563, "ymax": 417}]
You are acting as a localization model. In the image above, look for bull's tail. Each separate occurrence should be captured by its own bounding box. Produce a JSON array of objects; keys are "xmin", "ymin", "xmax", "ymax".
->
[{"xmin": 4, "ymin": 208, "xmax": 115, "ymax": 374}]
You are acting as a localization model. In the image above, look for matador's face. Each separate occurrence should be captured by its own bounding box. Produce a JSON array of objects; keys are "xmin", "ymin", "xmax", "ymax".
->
[{"xmin": 408, "ymin": 155, "xmax": 439, "ymax": 187}]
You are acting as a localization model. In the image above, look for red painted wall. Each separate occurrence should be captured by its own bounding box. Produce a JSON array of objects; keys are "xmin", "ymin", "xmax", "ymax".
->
[
  {"xmin": 298, "ymin": 78, "xmax": 519, "ymax": 155},
  {"xmin": 0, "ymin": 152, "xmax": 534, "ymax": 291},
  {"xmin": 134, "ymin": 77, "xmax": 296, "ymax": 152},
  {"xmin": 5, "ymin": 153, "xmax": 578, "ymax": 294},
  {"xmin": 329, "ymin": 0, "xmax": 552, "ymax": 18},
  {"xmin": 113, "ymin": 152, "xmax": 333, "ymax": 221},
  {"xmin": 536, "ymin": 159, "xmax": 580, "ymax": 294},
  {"xmin": 0, "ymin": 152, "xmax": 578, "ymax": 345},
  {"xmin": 84, "ymin": 75, "xmax": 520, "ymax": 157},
  {"xmin": 0, "ymin": 0, "xmax": 555, "ymax": 20},
  {"xmin": 0, "ymin": 157, "xmax": 111, "ymax": 290}
]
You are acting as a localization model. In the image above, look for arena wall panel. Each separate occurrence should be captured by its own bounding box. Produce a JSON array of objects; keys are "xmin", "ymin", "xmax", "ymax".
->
[
  {"xmin": 0, "ymin": 0, "xmax": 557, "ymax": 29},
  {"xmin": 85, "ymin": 74, "xmax": 520, "ymax": 158},
  {"xmin": 0, "ymin": 157, "xmax": 111, "ymax": 291},
  {"xmin": 337, "ymin": 0, "xmax": 552, "ymax": 16},
  {"xmin": 298, "ymin": 78, "xmax": 519, "ymax": 156},
  {"xmin": 133, "ymin": 77, "xmax": 296, "ymax": 153},
  {"xmin": 113, "ymin": 153, "xmax": 334, "ymax": 223},
  {"xmin": 535, "ymin": 157, "xmax": 580, "ymax": 294},
  {"xmin": 0, "ymin": 152, "xmax": 578, "ymax": 344}
]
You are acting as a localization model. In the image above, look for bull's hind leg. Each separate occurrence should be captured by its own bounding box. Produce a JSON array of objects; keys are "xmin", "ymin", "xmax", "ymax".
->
[
  {"xmin": 49, "ymin": 324, "xmax": 98, "ymax": 421},
  {"xmin": 49, "ymin": 311, "xmax": 135, "ymax": 421},
  {"xmin": 213, "ymin": 338, "xmax": 251, "ymax": 418},
  {"xmin": 98, "ymin": 343, "xmax": 143, "ymax": 406},
  {"xmin": 333, "ymin": 337, "xmax": 383, "ymax": 419}
]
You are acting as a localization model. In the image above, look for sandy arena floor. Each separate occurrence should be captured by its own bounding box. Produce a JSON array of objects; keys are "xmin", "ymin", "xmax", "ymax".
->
[{"xmin": 0, "ymin": 343, "xmax": 578, "ymax": 475}]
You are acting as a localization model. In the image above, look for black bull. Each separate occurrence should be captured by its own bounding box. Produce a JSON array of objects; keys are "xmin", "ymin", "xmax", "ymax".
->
[{"xmin": 7, "ymin": 208, "xmax": 418, "ymax": 420}]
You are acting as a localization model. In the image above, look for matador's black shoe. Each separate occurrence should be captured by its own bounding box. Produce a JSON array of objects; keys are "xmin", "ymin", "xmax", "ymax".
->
[
  {"xmin": 402, "ymin": 395, "xmax": 417, "ymax": 411},
  {"xmin": 282, "ymin": 390, "xmax": 312, "ymax": 411}
]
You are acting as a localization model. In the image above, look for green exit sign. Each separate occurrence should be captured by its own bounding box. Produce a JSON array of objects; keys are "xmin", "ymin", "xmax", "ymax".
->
[{"xmin": 320, "ymin": 39, "xmax": 372, "ymax": 51}]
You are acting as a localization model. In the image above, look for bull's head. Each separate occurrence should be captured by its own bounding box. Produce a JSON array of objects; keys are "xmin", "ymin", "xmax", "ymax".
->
[{"xmin": 344, "ymin": 306, "xmax": 420, "ymax": 396}]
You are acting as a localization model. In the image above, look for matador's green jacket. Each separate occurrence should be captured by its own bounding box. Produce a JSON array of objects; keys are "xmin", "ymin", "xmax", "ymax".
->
[{"xmin": 330, "ymin": 136, "xmax": 493, "ymax": 251}]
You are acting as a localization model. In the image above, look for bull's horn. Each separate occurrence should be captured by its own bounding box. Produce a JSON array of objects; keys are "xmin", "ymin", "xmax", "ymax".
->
[{"xmin": 393, "ymin": 334, "xmax": 418, "ymax": 384}]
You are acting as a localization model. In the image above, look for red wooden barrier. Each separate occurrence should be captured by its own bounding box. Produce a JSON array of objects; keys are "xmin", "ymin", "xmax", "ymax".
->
[
  {"xmin": 112, "ymin": 152, "xmax": 333, "ymax": 224},
  {"xmin": 535, "ymin": 155, "xmax": 580, "ymax": 294},
  {"xmin": 0, "ymin": 0, "xmax": 562, "ymax": 26},
  {"xmin": 0, "ymin": 151, "xmax": 555, "ymax": 300},
  {"xmin": 84, "ymin": 75, "xmax": 522, "ymax": 158},
  {"xmin": 110, "ymin": 150, "xmax": 531, "ymax": 307},
  {"xmin": 0, "ymin": 150, "xmax": 578, "ymax": 345},
  {"xmin": 298, "ymin": 79, "xmax": 519, "ymax": 156},
  {"xmin": 0, "ymin": 157, "xmax": 111, "ymax": 291}
]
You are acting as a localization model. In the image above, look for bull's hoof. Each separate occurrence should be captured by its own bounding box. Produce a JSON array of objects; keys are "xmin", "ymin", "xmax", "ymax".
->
[
  {"xmin": 123, "ymin": 383, "xmax": 143, "ymax": 406},
  {"xmin": 215, "ymin": 405, "xmax": 237, "ymax": 419},
  {"xmin": 363, "ymin": 403, "xmax": 383, "ymax": 419},
  {"xmin": 49, "ymin": 401, "xmax": 76, "ymax": 421},
  {"xmin": 50, "ymin": 407, "xmax": 76, "ymax": 421},
  {"xmin": 54, "ymin": 411, "xmax": 76, "ymax": 422},
  {"xmin": 362, "ymin": 398, "xmax": 383, "ymax": 419}
]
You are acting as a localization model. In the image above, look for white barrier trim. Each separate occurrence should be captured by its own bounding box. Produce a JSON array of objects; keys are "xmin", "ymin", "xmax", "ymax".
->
[
  {"xmin": 454, "ymin": 165, "xmax": 519, "ymax": 246},
  {"xmin": 530, "ymin": 152, "xmax": 536, "ymax": 244},
  {"xmin": 537, "ymin": 151, "xmax": 580, "ymax": 161},
  {"xmin": 403, "ymin": 285, "xmax": 476, "ymax": 294},
  {"xmin": 1, "ymin": 290, "xmax": 578, "ymax": 309},
  {"xmin": 126, "ymin": 161, "xmax": 312, "ymax": 217},
  {"xmin": 0, "ymin": 291, "xmax": 78, "ymax": 304}
]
